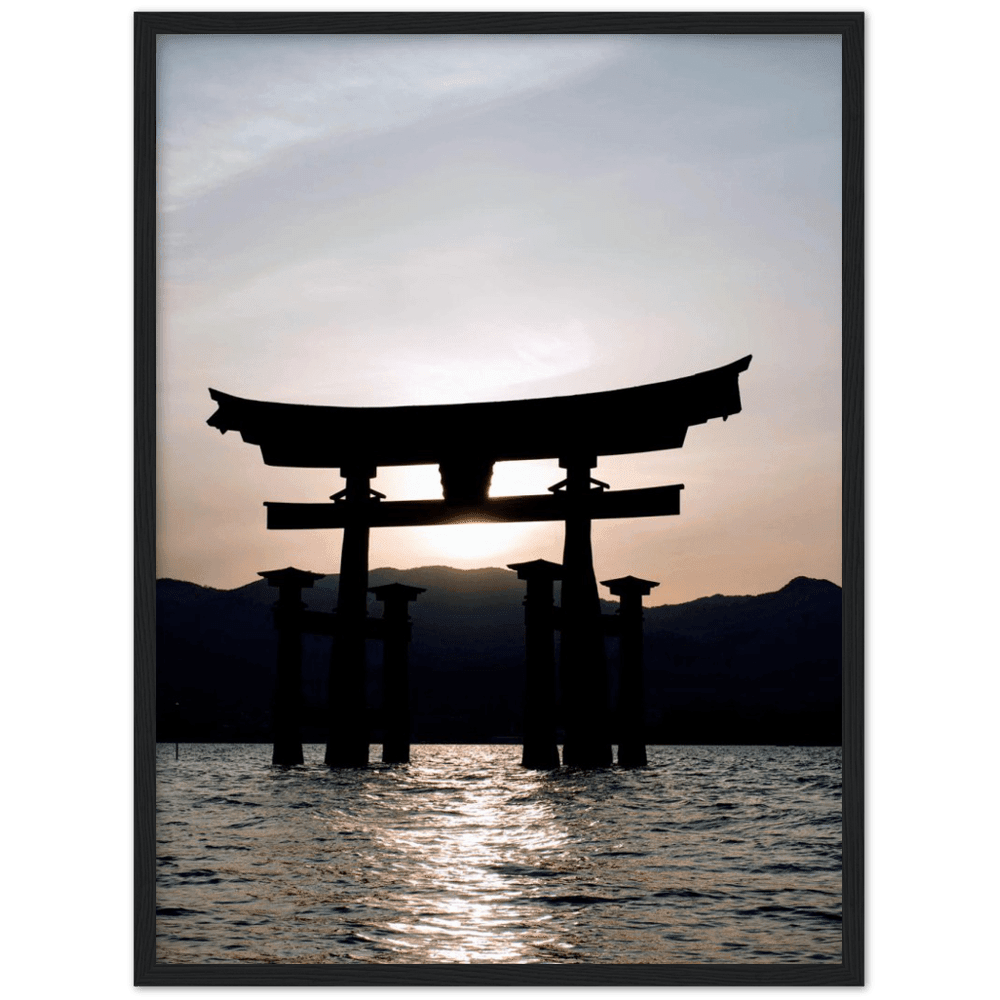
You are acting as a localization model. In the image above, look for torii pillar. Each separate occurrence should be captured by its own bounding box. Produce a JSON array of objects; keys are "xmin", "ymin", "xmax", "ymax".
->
[
  {"xmin": 369, "ymin": 582, "xmax": 425, "ymax": 764},
  {"xmin": 602, "ymin": 575, "xmax": 660, "ymax": 768},
  {"xmin": 508, "ymin": 559, "xmax": 562, "ymax": 770},
  {"xmin": 325, "ymin": 465, "xmax": 379, "ymax": 767},
  {"xmin": 557, "ymin": 455, "xmax": 612, "ymax": 768},
  {"xmin": 258, "ymin": 566, "xmax": 325, "ymax": 766}
]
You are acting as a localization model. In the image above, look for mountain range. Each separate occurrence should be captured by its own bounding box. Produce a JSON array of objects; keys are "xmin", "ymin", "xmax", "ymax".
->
[{"xmin": 156, "ymin": 565, "xmax": 842, "ymax": 745}]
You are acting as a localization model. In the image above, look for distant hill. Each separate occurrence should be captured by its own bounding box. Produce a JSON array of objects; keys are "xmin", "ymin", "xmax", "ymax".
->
[{"xmin": 156, "ymin": 567, "xmax": 841, "ymax": 745}]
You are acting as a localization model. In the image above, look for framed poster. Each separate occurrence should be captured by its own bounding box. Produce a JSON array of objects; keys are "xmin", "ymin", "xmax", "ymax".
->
[{"xmin": 130, "ymin": 8, "xmax": 871, "ymax": 995}]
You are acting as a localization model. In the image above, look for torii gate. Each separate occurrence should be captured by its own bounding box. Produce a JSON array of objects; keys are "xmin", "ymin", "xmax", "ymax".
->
[{"xmin": 207, "ymin": 354, "xmax": 751, "ymax": 769}]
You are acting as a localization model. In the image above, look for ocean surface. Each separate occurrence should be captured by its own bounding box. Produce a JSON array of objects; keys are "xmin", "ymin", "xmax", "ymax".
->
[{"xmin": 156, "ymin": 743, "xmax": 841, "ymax": 964}]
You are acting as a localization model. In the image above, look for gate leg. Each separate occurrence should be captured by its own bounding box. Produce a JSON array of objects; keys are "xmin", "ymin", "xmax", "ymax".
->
[
  {"xmin": 557, "ymin": 456, "xmax": 612, "ymax": 768},
  {"xmin": 259, "ymin": 567, "xmax": 324, "ymax": 766},
  {"xmin": 509, "ymin": 560, "xmax": 562, "ymax": 769},
  {"xmin": 326, "ymin": 466, "xmax": 377, "ymax": 767},
  {"xmin": 370, "ymin": 583, "xmax": 425, "ymax": 764},
  {"xmin": 602, "ymin": 576, "xmax": 659, "ymax": 767}
]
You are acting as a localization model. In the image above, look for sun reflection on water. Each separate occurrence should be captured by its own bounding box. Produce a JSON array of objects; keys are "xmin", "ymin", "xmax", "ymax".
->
[
  {"xmin": 370, "ymin": 753, "xmax": 571, "ymax": 962},
  {"xmin": 156, "ymin": 744, "xmax": 843, "ymax": 964}
]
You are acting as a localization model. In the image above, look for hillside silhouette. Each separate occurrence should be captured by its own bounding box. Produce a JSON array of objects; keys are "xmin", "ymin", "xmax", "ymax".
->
[{"xmin": 157, "ymin": 567, "xmax": 841, "ymax": 745}]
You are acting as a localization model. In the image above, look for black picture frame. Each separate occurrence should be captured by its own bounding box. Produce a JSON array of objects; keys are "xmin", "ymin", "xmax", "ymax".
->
[{"xmin": 135, "ymin": 10, "xmax": 863, "ymax": 986}]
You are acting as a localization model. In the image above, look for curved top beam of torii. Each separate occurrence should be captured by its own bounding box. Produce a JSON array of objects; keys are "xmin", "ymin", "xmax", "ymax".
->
[{"xmin": 207, "ymin": 355, "xmax": 752, "ymax": 478}]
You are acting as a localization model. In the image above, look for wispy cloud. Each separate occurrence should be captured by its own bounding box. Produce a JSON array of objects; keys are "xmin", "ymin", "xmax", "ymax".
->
[{"xmin": 157, "ymin": 33, "xmax": 624, "ymax": 211}]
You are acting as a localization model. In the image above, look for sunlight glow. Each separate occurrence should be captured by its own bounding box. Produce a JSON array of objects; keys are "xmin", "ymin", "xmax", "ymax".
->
[
  {"xmin": 383, "ymin": 459, "xmax": 563, "ymax": 502},
  {"xmin": 410, "ymin": 522, "xmax": 535, "ymax": 564}
]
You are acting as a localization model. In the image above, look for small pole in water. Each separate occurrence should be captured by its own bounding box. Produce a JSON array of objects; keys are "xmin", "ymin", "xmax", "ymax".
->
[{"xmin": 175, "ymin": 742, "xmax": 179, "ymax": 760}]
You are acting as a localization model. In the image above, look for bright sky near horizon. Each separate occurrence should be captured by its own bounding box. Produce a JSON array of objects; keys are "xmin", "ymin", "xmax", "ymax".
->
[{"xmin": 156, "ymin": 33, "xmax": 842, "ymax": 604}]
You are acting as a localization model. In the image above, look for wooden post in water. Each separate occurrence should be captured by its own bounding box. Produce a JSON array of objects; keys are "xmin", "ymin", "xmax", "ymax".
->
[
  {"xmin": 326, "ymin": 466, "xmax": 378, "ymax": 767},
  {"xmin": 509, "ymin": 559, "xmax": 562, "ymax": 770},
  {"xmin": 259, "ymin": 566, "xmax": 324, "ymax": 766},
  {"xmin": 369, "ymin": 582, "xmax": 425, "ymax": 764},
  {"xmin": 556, "ymin": 456, "xmax": 612, "ymax": 768},
  {"xmin": 602, "ymin": 575, "xmax": 659, "ymax": 768}
]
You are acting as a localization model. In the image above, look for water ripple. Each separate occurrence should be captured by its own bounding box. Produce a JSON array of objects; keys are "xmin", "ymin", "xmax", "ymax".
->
[{"xmin": 156, "ymin": 744, "xmax": 841, "ymax": 964}]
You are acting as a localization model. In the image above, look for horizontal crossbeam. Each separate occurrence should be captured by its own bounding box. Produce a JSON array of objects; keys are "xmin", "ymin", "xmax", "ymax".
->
[
  {"xmin": 264, "ymin": 484, "xmax": 683, "ymax": 530},
  {"xmin": 208, "ymin": 356, "xmax": 751, "ymax": 469}
]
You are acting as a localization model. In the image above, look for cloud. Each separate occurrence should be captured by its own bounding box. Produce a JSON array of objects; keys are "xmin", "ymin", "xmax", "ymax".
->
[{"xmin": 157, "ymin": 33, "xmax": 624, "ymax": 210}]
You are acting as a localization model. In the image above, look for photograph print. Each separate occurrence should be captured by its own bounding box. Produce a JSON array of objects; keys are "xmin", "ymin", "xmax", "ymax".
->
[{"xmin": 137, "ymin": 12, "xmax": 862, "ymax": 985}]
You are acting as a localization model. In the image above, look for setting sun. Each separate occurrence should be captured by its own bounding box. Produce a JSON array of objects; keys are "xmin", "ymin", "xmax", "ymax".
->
[
  {"xmin": 409, "ymin": 522, "xmax": 537, "ymax": 565},
  {"xmin": 371, "ymin": 461, "xmax": 566, "ymax": 566}
]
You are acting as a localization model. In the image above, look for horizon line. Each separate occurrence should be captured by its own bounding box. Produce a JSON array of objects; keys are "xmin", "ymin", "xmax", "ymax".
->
[{"xmin": 155, "ymin": 566, "xmax": 841, "ymax": 606}]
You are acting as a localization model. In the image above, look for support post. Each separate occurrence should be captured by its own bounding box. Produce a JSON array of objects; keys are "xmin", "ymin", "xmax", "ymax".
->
[
  {"xmin": 602, "ymin": 575, "xmax": 660, "ymax": 767},
  {"xmin": 555, "ymin": 456, "xmax": 612, "ymax": 768},
  {"xmin": 325, "ymin": 465, "xmax": 378, "ymax": 767},
  {"xmin": 258, "ymin": 567, "xmax": 324, "ymax": 766},
  {"xmin": 369, "ymin": 582, "xmax": 425, "ymax": 764},
  {"xmin": 508, "ymin": 559, "xmax": 562, "ymax": 770}
]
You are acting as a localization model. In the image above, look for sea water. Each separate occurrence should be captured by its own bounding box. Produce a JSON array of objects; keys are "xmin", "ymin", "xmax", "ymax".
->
[{"xmin": 156, "ymin": 743, "xmax": 841, "ymax": 964}]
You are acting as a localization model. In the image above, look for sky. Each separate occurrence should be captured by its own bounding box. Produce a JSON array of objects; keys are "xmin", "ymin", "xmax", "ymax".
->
[{"xmin": 156, "ymin": 32, "xmax": 842, "ymax": 603}]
